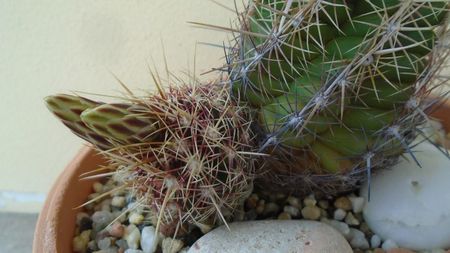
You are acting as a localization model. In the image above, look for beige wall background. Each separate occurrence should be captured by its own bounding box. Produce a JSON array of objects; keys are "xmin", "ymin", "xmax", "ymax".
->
[{"xmin": 0, "ymin": 0, "xmax": 241, "ymax": 213}]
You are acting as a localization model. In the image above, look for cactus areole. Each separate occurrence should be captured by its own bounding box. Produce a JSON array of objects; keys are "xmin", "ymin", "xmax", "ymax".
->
[{"xmin": 226, "ymin": 0, "xmax": 449, "ymax": 195}]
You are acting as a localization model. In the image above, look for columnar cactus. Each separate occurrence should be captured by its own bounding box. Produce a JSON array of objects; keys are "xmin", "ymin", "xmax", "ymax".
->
[{"xmin": 226, "ymin": 0, "xmax": 449, "ymax": 195}]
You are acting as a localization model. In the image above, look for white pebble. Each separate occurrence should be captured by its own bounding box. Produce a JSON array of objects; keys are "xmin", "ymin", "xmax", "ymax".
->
[
  {"xmin": 370, "ymin": 234, "xmax": 381, "ymax": 248},
  {"xmin": 92, "ymin": 211, "xmax": 114, "ymax": 231},
  {"xmin": 283, "ymin": 205, "xmax": 300, "ymax": 217},
  {"xmin": 141, "ymin": 226, "xmax": 159, "ymax": 253},
  {"xmin": 129, "ymin": 212, "xmax": 145, "ymax": 225},
  {"xmin": 333, "ymin": 209, "xmax": 346, "ymax": 221},
  {"xmin": 197, "ymin": 223, "xmax": 213, "ymax": 234},
  {"xmin": 93, "ymin": 182, "xmax": 103, "ymax": 193},
  {"xmin": 349, "ymin": 228, "xmax": 369, "ymax": 250},
  {"xmin": 162, "ymin": 238, "xmax": 184, "ymax": 253},
  {"xmin": 125, "ymin": 224, "xmax": 141, "ymax": 249},
  {"xmin": 344, "ymin": 212, "xmax": 360, "ymax": 226},
  {"xmin": 111, "ymin": 196, "xmax": 126, "ymax": 208},
  {"xmin": 321, "ymin": 219, "xmax": 351, "ymax": 240},
  {"xmin": 97, "ymin": 237, "xmax": 112, "ymax": 250},
  {"xmin": 382, "ymin": 239, "xmax": 399, "ymax": 251},
  {"xmin": 349, "ymin": 196, "xmax": 365, "ymax": 214}
]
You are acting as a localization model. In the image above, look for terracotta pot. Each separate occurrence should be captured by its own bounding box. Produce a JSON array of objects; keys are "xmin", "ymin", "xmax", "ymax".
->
[
  {"xmin": 33, "ymin": 147, "xmax": 106, "ymax": 253},
  {"xmin": 33, "ymin": 103, "xmax": 450, "ymax": 253}
]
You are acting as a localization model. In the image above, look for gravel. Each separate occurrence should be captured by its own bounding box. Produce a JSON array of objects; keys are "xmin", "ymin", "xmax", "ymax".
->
[{"xmin": 72, "ymin": 176, "xmax": 450, "ymax": 253}]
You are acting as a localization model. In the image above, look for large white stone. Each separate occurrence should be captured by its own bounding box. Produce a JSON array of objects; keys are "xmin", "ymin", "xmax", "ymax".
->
[
  {"xmin": 188, "ymin": 220, "xmax": 352, "ymax": 253},
  {"xmin": 361, "ymin": 142, "xmax": 450, "ymax": 250}
]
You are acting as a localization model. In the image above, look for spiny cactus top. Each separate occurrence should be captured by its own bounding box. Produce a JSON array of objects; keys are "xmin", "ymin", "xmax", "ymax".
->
[
  {"xmin": 46, "ymin": 82, "xmax": 257, "ymax": 236},
  {"xmin": 226, "ymin": 0, "xmax": 449, "ymax": 194}
]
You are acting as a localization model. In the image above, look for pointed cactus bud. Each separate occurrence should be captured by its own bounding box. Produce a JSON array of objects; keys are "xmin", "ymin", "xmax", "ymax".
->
[
  {"xmin": 45, "ymin": 94, "xmax": 112, "ymax": 150},
  {"xmin": 80, "ymin": 103, "xmax": 158, "ymax": 145}
]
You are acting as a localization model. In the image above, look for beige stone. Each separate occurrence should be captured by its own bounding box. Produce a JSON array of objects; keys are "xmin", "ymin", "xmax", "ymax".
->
[{"xmin": 188, "ymin": 220, "xmax": 352, "ymax": 253}]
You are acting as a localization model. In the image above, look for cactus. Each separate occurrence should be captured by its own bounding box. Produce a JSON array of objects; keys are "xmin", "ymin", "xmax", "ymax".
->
[
  {"xmin": 46, "ymin": 81, "xmax": 256, "ymax": 236},
  {"xmin": 225, "ymin": 0, "xmax": 450, "ymax": 195}
]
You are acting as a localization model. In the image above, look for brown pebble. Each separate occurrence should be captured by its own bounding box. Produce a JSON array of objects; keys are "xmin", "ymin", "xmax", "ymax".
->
[
  {"xmin": 301, "ymin": 206, "xmax": 321, "ymax": 220},
  {"xmin": 108, "ymin": 222, "xmax": 124, "ymax": 238},
  {"xmin": 277, "ymin": 212, "xmax": 292, "ymax": 220},
  {"xmin": 387, "ymin": 249, "xmax": 415, "ymax": 253},
  {"xmin": 373, "ymin": 249, "xmax": 385, "ymax": 253},
  {"xmin": 334, "ymin": 197, "xmax": 352, "ymax": 211},
  {"xmin": 118, "ymin": 248, "xmax": 125, "ymax": 253},
  {"xmin": 256, "ymin": 199, "xmax": 265, "ymax": 214},
  {"xmin": 245, "ymin": 194, "xmax": 259, "ymax": 209}
]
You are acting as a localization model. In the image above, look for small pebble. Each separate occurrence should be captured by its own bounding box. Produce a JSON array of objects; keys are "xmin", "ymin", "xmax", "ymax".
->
[
  {"xmin": 115, "ymin": 239, "xmax": 128, "ymax": 249},
  {"xmin": 76, "ymin": 212, "xmax": 90, "ymax": 225},
  {"xmin": 303, "ymin": 196, "xmax": 317, "ymax": 207},
  {"xmin": 73, "ymin": 230, "xmax": 92, "ymax": 252},
  {"xmin": 345, "ymin": 212, "xmax": 360, "ymax": 226},
  {"xmin": 100, "ymin": 199, "xmax": 112, "ymax": 212},
  {"xmin": 255, "ymin": 199, "xmax": 265, "ymax": 214},
  {"xmin": 97, "ymin": 237, "xmax": 112, "ymax": 250},
  {"xmin": 161, "ymin": 238, "xmax": 184, "ymax": 253},
  {"xmin": 140, "ymin": 226, "xmax": 158, "ymax": 253},
  {"xmin": 108, "ymin": 222, "xmax": 125, "ymax": 238},
  {"xmin": 129, "ymin": 213, "xmax": 145, "ymax": 225},
  {"xmin": 92, "ymin": 211, "xmax": 114, "ymax": 232},
  {"xmin": 322, "ymin": 219, "xmax": 351, "ymax": 240},
  {"xmin": 263, "ymin": 202, "xmax": 280, "ymax": 216},
  {"xmin": 111, "ymin": 196, "xmax": 126, "ymax": 208},
  {"xmin": 373, "ymin": 249, "xmax": 386, "ymax": 253},
  {"xmin": 333, "ymin": 208, "xmax": 346, "ymax": 221},
  {"xmin": 349, "ymin": 228, "xmax": 370, "ymax": 250},
  {"xmin": 73, "ymin": 236, "xmax": 88, "ymax": 252},
  {"xmin": 79, "ymin": 216, "xmax": 93, "ymax": 232},
  {"xmin": 334, "ymin": 197, "xmax": 352, "ymax": 211},
  {"xmin": 277, "ymin": 212, "xmax": 292, "ymax": 220},
  {"xmin": 301, "ymin": 206, "xmax": 321, "ymax": 220},
  {"xmin": 93, "ymin": 182, "xmax": 104, "ymax": 193},
  {"xmin": 371, "ymin": 234, "xmax": 382, "ymax": 248},
  {"xmin": 245, "ymin": 194, "xmax": 259, "ymax": 209},
  {"xmin": 349, "ymin": 196, "xmax": 365, "ymax": 213},
  {"xmin": 197, "ymin": 223, "xmax": 213, "ymax": 234},
  {"xmin": 125, "ymin": 224, "xmax": 141, "ymax": 250},
  {"xmin": 382, "ymin": 239, "xmax": 399, "ymax": 251},
  {"xmin": 88, "ymin": 240, "xmax": 98, "ymax": 251},
  {"xmin": 287, "ymin": 196, "xmax": 302, "ymax": 209},
  {"xmin": 283, "ymin": 205, "xmax": 300, "ymax": 217},
  {"xmin": 318, "ymin": 200, "xmax": 329, "ymax": 209}
]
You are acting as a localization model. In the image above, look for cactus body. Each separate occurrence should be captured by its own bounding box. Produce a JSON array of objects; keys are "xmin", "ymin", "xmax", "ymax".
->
[
  {"xmin": 227, "ymin": 0, "xmax": 449, "ymax": 195},
  {"xmin": 46, "ymin": 83, "xmax": 256, "ymax": 236}
]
